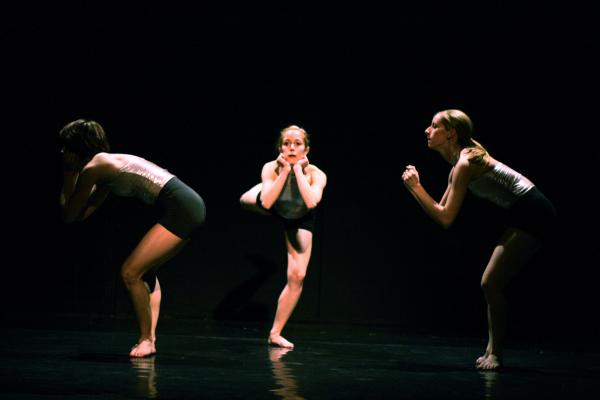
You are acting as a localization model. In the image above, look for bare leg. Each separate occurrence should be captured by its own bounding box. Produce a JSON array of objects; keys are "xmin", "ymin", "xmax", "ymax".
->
[
  {"xmin": 121, "ymin": 223, "xmax": 187, "ymax": 357},
  {"xmin": 240, "ymin": 183, "xmax": 271, "ymax": 215},
  {"xmin": 149, "ymin": 278, "xmax": 162, "ymax": 353},
  {"xmin": 268, "ymin": 229, "xmax": 313, "ymax": 349},
  {"xmin": 477, "ymin": 228, "xmax": 540, "ymax": 370}
]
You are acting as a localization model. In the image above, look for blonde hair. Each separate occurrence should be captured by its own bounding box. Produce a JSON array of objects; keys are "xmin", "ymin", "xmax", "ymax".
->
[
  {"xmin": 276, "ymin": 125, "xmax": 310, "ymax": 150},
  {"xmin": 439, "ymin": 109, "xmax": 488, "ymax": 165}
]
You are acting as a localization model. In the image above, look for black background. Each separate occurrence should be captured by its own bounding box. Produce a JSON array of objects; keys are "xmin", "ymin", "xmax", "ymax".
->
[{"xmin": 3, "ymin": 1, "xmax": 598, "ymax": 346}]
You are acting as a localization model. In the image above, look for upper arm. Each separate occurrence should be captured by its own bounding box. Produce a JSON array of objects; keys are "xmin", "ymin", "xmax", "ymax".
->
[
  {"xmin": 260, "ymin": 161, "xmax": 278, "ymax": 189},
  {"xmin": 62, "ymin": 156, "xmax": 115, "ymax": 222},
  {"xmin": 439, "ymin": 169, "xmax": 453, "ymax": 206},
  {"xmin": 62, "ymin": 167, "xmax": 101, "ymax": 222},
  {"xmin": 441, "ymin": 160, "xmax": 472, "ymax": 226},
  {"xmin": 80, "ymin": 184, "xmax": 111, "ymax": 220},
  {"xmin": 308, "ymin": 166, "xmax": 327, "ymax": 203}
]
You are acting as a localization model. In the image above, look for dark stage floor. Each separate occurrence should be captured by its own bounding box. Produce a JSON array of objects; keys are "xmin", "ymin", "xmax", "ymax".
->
[{"xmin": 1, "ymin": 316, "xmax": 598, "ymax": 399}]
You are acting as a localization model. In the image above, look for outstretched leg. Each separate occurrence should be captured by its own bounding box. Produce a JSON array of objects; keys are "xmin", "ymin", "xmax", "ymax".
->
[
  {"xmin": 268, "ymin": 228, "xmax": 312, "ymax": 349},
  {"xmin": 240, "ymin": 183, "xmax": 271, "ymax": 215},
  {"xmin": 121, "ymin": 223, "xmax": 187, "ymax": 357},
  {"xmin": 477, "ymin": 228, "xmax": 540, "ymax": 370}
]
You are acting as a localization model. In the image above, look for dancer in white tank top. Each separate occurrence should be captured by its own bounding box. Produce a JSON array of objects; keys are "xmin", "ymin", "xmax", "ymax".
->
[{"xmin": 402, "ymin": 109, "xmax": 556, "ymax": 371}]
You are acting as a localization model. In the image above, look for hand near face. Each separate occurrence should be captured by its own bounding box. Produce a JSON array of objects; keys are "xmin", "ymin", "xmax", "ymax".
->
[
  {"xmin": 293, "ymin": 155, "xmax": 309, "ymax": 172},
  {"xmin": 62, "ymin": 150, "xmax": 83, "ymax": 172},
  {"xmin": 402, "ymin": 165, "xmax": 420, "ymax": 189},
  {"xmin": 276, "ymin": 153, "xmax": 292, "ymax": 172}
]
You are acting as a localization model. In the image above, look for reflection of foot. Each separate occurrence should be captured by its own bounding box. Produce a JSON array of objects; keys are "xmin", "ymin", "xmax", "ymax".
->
[
  {"xmin": 130, "ymin": 354, "xmax": 156, "ymax": 368},
  {"xmin": 129, "ymin": 339, "xmax": 156, "ymax": 358},
  {"xmin": 130, "ymin": 355, "xmax": 158, "ymax": 398},
  {"xmin": 268, "ymin": 346, "xmax": 293, "ymax": 362},
  {"xmin": 476, "ymin": 354, "xmax": 503, "ymax": 371},
  {"xmin": 268, "ymin": 334, "xmax": 294, "ymax": 349}
]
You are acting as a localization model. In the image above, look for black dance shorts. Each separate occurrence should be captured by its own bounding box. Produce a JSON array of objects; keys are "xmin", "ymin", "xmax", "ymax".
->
[
  {"xmin": 506, "ymin": 186, "xmax": 557, "ymax": 242},
  {"xmin": 156, "ymin": 177, "xmax": 206, "ymax": 239},
  {"xmin": 143, "ymin": 177, "xmax": 205, "ymax": 293}
]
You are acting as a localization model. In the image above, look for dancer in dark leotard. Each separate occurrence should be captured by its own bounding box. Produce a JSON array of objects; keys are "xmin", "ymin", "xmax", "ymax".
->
[{"xmin": 240, "ymin": 125, "xmax": 327, "ymax": 349}]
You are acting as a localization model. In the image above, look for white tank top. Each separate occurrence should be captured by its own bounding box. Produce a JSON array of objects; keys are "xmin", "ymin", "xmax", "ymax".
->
[{"xmin": 468, "ymin": 162, "xmax": 534, "ymax": 209}]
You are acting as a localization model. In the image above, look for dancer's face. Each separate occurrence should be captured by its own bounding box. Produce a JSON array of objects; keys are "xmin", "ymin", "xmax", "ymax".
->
[
  {"xmin": 279, "ymin": 129, "xmax": 308, "ymax": 164},
  {"xmin": 425, "ymin": 113, "xmax": 450, "ymax": 149}
]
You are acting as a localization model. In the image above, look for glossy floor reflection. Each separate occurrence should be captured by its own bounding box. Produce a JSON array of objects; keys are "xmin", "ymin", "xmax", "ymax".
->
[{"xmin": 1, "ymin": 317, "xmax": 598, "ymax": 399}]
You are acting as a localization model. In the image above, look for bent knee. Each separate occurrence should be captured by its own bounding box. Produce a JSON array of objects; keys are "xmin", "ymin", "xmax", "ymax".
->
[
  {"xmin": 288, "ymin": 270, "xmax": 306, "ymax": 285},
  {"xmin": 121, "ymin": 267, "xmax": 142, "ymax": 286}
]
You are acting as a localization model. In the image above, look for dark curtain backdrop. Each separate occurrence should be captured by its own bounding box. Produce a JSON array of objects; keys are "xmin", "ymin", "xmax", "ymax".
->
[{"xmin": 3, "ymin": 1, "xmax": 597, "ymax": 345}]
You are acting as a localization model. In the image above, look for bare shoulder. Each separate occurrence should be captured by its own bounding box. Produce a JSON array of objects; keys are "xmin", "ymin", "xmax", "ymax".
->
[
  {"xmin": 459, "ymin": 149, "xmax": 492, "ymax": 178},
  {"xmin": 456, "ymin": 153, "xmax": 473, "ymax": 169},
  {"xmin": 262, "ymin": 160, "xmax": 278, "ymax": 173},
  {"xmin": 261, "ymin": 160, "xmax": 279, "ymax": 180},
  {"xmin": 305, "ymin": 164, "xmax": 325, "ymax": 175},
  {"xmin": 84, "ymin": 153, "xmax": 120, "ymax": 178},
  {"xmin": 306, "ymin": 164, "xmax": 327, "ymax": 183},
  {"xmin": 264, "ymin": 159, "xmax": 277, "ymax": 169},
  {"xmin": 451, "ymin": 155, "xmax": 476, "ymax": 183}
]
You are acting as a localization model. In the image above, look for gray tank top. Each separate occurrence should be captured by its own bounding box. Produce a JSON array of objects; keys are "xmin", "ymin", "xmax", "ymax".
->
[
  {"xmin": 468, "ymin": 162, "xmax": 534, "ymax": 209},
  {"xmin": 106, "ymin": 155, "xmax": 174, "ymax": 205},
  {"xmin": 273, "ymin": 173, "xmax": 309, "ymax": 219}
]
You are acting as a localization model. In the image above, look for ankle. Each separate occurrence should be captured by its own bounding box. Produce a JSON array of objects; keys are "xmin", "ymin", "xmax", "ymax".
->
[{"xmin": 138, "ymin": 336, "xmax": 153, "ymax": 344}]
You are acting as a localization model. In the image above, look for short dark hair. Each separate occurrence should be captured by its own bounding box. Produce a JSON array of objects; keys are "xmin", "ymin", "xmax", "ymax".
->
[{"xmin": 59, "ymin": 119, "xmax": 111, "ymax": 158}]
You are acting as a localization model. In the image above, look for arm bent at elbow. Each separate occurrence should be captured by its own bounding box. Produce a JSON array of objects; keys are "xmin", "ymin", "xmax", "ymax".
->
[
  {"xmin": 404, "ymin": 161, "xmax": 471, "ymax": 229},
  {"xmin": 298, "ymin": 165, "xmax": 327, "ymax": 209},
  {"xmin": 259, "ymin": 160, "xmax": 290, "ymax": 210}
]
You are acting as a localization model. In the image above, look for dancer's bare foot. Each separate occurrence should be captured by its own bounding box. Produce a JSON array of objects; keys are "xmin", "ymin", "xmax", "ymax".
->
[
  {"xmin": 476, "ymin": 350, "xmax": 490, "ymax": 366},
  {"xmin": 268, "ymin": 334, "xmax": 294, "ymax": 349},
  {"xmin": 129, "ymin": 339, "xmax": 156, "ymax": 358},
  {"xmin": 477, "ymin": 354, "xmax": 502, "ymax": 371}
]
